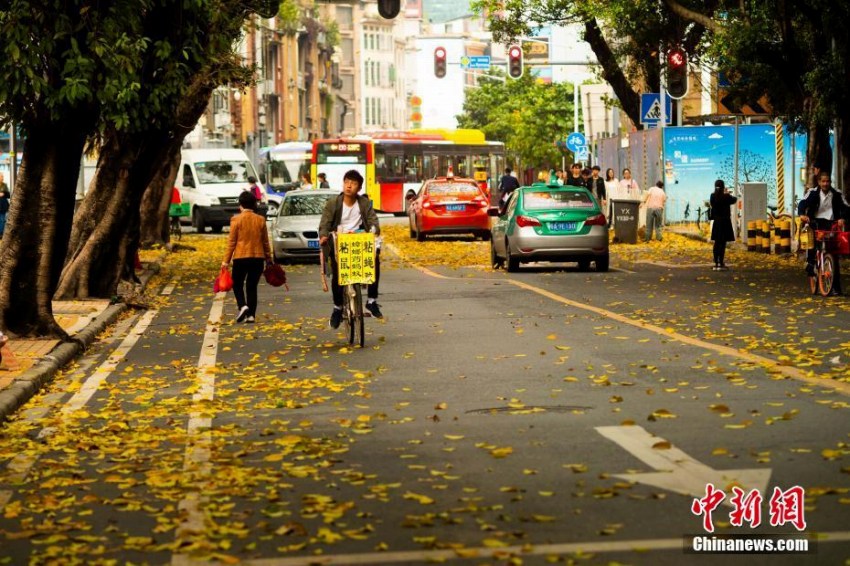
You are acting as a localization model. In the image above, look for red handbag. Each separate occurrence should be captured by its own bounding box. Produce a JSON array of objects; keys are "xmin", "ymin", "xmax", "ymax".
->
[
  {"xmin": 264, "ymin": 262, "xmax": 289, "ymax": 290},
  {"xmin": 214, "ymin": 267, "xmax": 233, "ymax": 293},
  {"xmin": 836, "ymin": 231, "xmax": 850, "ymax": 255}
]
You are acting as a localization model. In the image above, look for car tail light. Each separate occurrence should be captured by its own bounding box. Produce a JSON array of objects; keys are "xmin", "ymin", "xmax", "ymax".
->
[
  {"xmin": 472, "ymin": 197, "xmax": 488, "ymax": 208},
  {"xmin": 422, "ymin": 199, "xmax": 432, "ymax": 209},
  {"xmin": 516, "ymin": 215, "xmax": 541, "ymax": 227},
  {"xmin": 585, "ymin": 214, "xmax": 606, "ymax": 226}
]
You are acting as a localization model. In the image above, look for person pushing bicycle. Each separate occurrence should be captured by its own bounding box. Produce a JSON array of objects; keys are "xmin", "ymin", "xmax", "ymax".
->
[
  {"xmin": 799, "ymin": 171, "xmax": 847, "ymax": 296},
  {"xmin": 319, "ymin": 169, "xmax": 383, "ymax": 328}
]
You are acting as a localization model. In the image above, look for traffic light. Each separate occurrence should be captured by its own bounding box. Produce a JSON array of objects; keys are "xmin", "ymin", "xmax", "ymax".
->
[
  {"xmin": 667, "ymin": 47, "xmax": 689, "ymax": 99},
  {"xmin": 434, "ymin": 46, "xmax": 447, "ymax": 79},
  {"xmin": 377, "ymin": 0, "xmax": 400, "ymax": 19},
  {"xmin": 508, "ymin": 45, "xmax": 523, "ymax": 79}
]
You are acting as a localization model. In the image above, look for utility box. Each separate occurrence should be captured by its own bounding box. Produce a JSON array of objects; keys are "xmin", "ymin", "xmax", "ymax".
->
[
  {"xmin": 740, "ymin": 183, "xmax": 767, "ymax": 241},
  {"xmin": 612, "ymin": 199, "xmax": 641, "ymax": 244}
]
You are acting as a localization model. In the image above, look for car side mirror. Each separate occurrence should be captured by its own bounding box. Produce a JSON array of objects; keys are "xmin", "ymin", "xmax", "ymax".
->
[
  {"xmin": 183, "ymin": 176, "xmax": 196, "ymax": 189},
  {"xmin": 488, "ymin": 206, "xmax": 502, "ymax": 217}
]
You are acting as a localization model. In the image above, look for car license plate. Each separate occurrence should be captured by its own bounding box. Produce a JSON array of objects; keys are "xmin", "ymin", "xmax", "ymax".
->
[
  {"xmin": 446, "ymin": 204, "xmax": 466, "ymax": 212},
  {"xmin": 307, "ymin": 240, "xmax": 319, "ymax": 248},
  {"xmin": 549, "ymin": 221, "xmax": 576, "ymax": 231}
]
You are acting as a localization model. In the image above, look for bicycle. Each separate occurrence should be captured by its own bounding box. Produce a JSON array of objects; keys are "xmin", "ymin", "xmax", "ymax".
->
[
  {"xmin": 169, "ymin": 203, "xmax": 190, "ymax": 241},
  {"xmin": 802, "ymin": 220, "xmax": 847, "ymax": 296},
  {"xmin": 320, "ymin": 231, "xmax": 377, "ymax": 348}
]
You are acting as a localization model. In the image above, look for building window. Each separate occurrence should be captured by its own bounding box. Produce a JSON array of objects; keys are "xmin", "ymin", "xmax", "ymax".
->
[
  {"xmin": 341, "ymin": 38, "xmax": 353, "ymax": 66},
  {"xmin": 337, "ymin": 6, "xmax": 352, "ymax": 27},
  {"xmin": 341, "ymin": 73, "xmax": 354, "ymax": 98}
]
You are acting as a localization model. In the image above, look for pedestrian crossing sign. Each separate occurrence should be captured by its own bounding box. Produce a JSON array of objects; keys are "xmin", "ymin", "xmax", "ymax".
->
[{"xmin": 640, "ymin": 93, "xmax": 672, "ymax": 126}]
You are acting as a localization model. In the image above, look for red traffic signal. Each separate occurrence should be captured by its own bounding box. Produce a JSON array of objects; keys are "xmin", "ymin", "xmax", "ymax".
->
[
  {"xmin": 508, "ymin": 45, "xmax": 523, "ymax": 79},
  {"xmin": 434, "ymin": 46, "xmax": 447, "ymax": 79},
  {"xmin": 667, "ymin": 48, "xmax": 689, "ymax": 99}
]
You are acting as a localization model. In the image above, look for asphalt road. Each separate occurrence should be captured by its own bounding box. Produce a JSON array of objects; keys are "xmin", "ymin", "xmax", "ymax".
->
[{"xmin": 0, "ymin": 227, "xmax": 848, "ymax": 565}]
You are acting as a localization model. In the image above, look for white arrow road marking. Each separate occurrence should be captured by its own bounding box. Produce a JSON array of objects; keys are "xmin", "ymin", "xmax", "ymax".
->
[{"xmin": 596, "ymin": 425, "xmax": 772, "ymax": 504}]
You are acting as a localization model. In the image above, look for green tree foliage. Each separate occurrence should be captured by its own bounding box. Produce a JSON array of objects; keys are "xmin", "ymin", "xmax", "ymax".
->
[
  {"xmin": 457, "ymin": 72, "xmax": 573, "ymax": 169},
  {"xmin": 666, "ymin": 0, "xmax": 849, "ymax": 185},
  {"xmin": 471, "ymin": 0, "xmax": 713, "ymax": 129}
]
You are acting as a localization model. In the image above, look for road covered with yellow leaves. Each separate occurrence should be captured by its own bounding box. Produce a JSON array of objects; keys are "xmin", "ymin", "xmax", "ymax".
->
[{"xmin": 0, "ymin": 230, "xmax": 848, "ymax": 565}]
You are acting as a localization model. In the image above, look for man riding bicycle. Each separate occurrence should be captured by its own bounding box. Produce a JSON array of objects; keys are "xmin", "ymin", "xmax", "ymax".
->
[
  {"xmin": 319, "ymin": 170, "xmax": 383, "ymax": 328},
  {"xmin": 799, "ymin": 171, "xmax": 846, "ymax": 296}
]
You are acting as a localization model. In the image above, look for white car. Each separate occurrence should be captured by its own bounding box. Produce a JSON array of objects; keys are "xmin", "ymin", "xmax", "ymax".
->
[{"xmin": 270, "ymin": 189, "xmax": 337, "ymax": 262}]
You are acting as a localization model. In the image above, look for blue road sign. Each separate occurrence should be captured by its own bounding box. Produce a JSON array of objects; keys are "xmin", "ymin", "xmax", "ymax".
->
[
  {"xmin": 566, "ymin": 132, "xmax": 586, "ymax": 152},
  {"xmin": 640, "ymin": 93, "xmax": 673, "ymax": 126},
  {"xmin": 460, "ymin": 55, "xmax": 491, "ymax": 70},
  {"xmin": 576, "ymin": 147, "xmax": 589, "ymax": 161}
]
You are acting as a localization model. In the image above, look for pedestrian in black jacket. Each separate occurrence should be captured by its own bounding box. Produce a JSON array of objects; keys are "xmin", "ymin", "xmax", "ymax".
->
[
  {"xmin": 710, "ymin": 180, "xmax": 737, "ymax": 270},
  {"xmin": 799, "ymin": 172, "xmax": 847, "ymax": 295}
]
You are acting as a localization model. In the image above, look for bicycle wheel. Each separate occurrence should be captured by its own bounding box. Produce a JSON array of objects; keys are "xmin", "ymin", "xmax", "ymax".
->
[
  {"xmin": 344, "ymin": 293, "xmax": 355, "ymax": 345},
  {"xmin": 354, "ymin": 285, "xmax": 365, "ymax": 348},
  {"xmin": 819, "ymin": 252, "xmax": 836, "ymax": 296}
]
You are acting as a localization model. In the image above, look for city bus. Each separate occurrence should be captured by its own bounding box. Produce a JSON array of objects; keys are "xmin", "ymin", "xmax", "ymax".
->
[
  {"xmin": 259, "ymin": 141, "xmax": 312, "ymax": 196},
  {"xmin": 311, "ymin": 129, "xmax": 506, "ymax": 213}
]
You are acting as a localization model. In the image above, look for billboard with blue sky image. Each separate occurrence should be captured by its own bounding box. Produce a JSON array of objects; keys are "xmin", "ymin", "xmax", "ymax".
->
[{"xmin": 662, "ymin": 124, "xmax": 811, "ymax": 222}]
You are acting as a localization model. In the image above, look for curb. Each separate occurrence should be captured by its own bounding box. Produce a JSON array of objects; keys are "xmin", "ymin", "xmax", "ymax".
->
[{"xmin": 0, "ymin": 255, "xmax": 165, "ymax": 423}]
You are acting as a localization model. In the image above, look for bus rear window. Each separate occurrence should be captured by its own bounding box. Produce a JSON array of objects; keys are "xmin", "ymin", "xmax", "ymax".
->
[
  {"xmin": 426, "ymin": 183, "xmax": 480, "ymax": 196},
  {"xmin": 316, "ymin": 143, "xmax": 367, "ymax": 164},
  {"xmin": 523, "ymin": 190, "xmax": 594, "ymax": 210}
]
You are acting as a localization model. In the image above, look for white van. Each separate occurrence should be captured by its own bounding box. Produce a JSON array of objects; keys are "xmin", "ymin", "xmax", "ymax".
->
[{"xmin": 176, "ymin": 148, "xmax": 265, "ymax": 233}]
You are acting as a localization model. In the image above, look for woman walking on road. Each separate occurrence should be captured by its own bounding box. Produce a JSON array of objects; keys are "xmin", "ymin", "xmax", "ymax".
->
[
  {"xmin": 221, "ymin": 191, "xmax": 272, "ymax": 323},
  {"xmin": 710, "ymin": 179, "xmax": 737, "ymax": 270}
]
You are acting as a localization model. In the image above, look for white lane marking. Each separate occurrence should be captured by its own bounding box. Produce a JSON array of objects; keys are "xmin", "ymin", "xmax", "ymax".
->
[
  {"xmin": 0, "ymin": 312, "xmax": 150, "ymax": 512},
  {"xmin": 239, "ymin": 531, "xmax": 850, "ymax": 565},
  {"xmin": 172, "ymin": 294, "xmax": 224, "ymax": 560},
  {"xmin": 61, "ymin": 309, "xmax": 158, "ymax": 414},
  {"xmin": 596, "ymin": 425, "xmax": 771, "ymax": 504},
  {"xmin": 161, "ymin": 278, "xmax": 178, "ymax": 296}
]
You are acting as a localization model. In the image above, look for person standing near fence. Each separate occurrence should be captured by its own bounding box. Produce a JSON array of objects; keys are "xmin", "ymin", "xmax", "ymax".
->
[
  {"xmin": 709, "ymin": 180, "xmax": 738, "ymax": 271},
  {"xmin": 643, "ymin": 181, "xmax": 667, "ymax": 242},
  {"xmin": 221, "ymin": 191, "xmax": 272, "ymax": 323}
]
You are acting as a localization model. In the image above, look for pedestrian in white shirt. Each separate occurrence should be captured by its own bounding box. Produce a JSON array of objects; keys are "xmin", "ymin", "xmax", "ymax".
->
[
  {"xmin": 643, "ymin": 181, "xmax": 667, "ymax": 242},
  {"xmin": 618, "ymin": 168, "xmax": 640, "ymax": 198}
]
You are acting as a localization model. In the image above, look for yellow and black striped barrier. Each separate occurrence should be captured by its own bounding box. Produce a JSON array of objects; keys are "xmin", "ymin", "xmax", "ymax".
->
[
  {"xmin": 747, "ymin": 221, "xmax": 758, "ymax": 252},
  {"xmin": 761, "ymin": 220, "xmax": 771, "ymax": 253},
  {"xmin": 778, "ymin": 219, "xmax": 792, "ymax": 254}
]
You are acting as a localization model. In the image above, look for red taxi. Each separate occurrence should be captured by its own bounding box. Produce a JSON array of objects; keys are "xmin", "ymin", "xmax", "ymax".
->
[{"xmin": 406, "ymin": 174, "xmax": 491, "ymax": 241}]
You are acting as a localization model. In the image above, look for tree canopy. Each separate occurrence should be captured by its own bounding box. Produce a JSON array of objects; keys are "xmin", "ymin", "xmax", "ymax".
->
[{"xmin": 456, "ymin": 71, "xmax": 574, "ymax": 170}]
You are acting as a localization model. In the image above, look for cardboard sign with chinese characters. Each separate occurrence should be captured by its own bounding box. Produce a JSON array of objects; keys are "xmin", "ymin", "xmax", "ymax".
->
[{"xmin": 336, "ymin": 233, "xmax": 377, "ymax": 285}]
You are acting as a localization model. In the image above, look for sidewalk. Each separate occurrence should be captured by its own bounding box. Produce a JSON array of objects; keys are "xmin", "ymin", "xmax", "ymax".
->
[{"xmin": 0, "ymin": 261, "xmax": 162, "ymax": 422}]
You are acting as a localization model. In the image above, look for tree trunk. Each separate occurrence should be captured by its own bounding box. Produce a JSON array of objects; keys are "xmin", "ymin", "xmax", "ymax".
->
[
  {"xmin": 839, "ymin": 119, "xmax": 849, "ymax": 196},
  {"xmin": 0, "ymin": 122, "xmax": 87, "ymax": 337},
  {"xmin": 140, "ymin": 144, "xmax": 181, "ymax": 247},
  {"xmin": 55, "ymin": 131, "xmax": 168, "ymax": 300},
  {"xmin": 805, "ymin": 115, "xmax": 832, "ymax": 187},
  {"xmin": 57, "ymin": 75, "xmax": 218, "ymax": 299},
  {"xmin": 583, "ymin": 18, "xmax": 643, "ymax": 129}
]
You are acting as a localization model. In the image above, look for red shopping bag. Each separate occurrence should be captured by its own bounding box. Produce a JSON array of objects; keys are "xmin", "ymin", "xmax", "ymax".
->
[
  {"xmin": 214, "ymin": 267, "xmax": 233, "ymax": 293},
  {"xmin": 263, "ymin": 262, "xmax": 289, "ymax": 290}
]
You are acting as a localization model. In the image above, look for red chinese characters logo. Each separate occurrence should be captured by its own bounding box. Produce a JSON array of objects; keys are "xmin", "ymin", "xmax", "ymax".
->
[
  {"xmin": 691, "ymin": 483, "xmax": 726, "ymax": 533},
  {"xmin": 769, "ymin": 486, "xmax": 807, "ymax": 531},
  {"xmin": 692, "ymin": 485, "xmax": 807, "ymax": 533}
]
